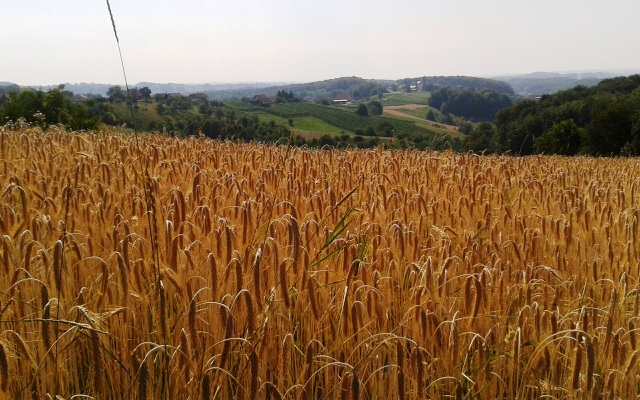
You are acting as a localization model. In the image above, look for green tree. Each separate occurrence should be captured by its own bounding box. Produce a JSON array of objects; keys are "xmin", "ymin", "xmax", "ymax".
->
[
  {"xmin": 139, "ymin": 87, "xmax": 152, "ymax": 101},
  {"xmin": 493, "ymin": 101, "xmax": 542, "ymax": 155},
  {"xmin": 428, "ymin": 87, "xmax": 512, "ymax": 120},
  {"xmin": 367, "ymin": 100, "xmax": 383, "ymax": 116},
  {"xmin": 198, "ymin": 102, "xmax": 212, "ymax": 116},
  {"xmin": 377, "ymin": 121, "xmax": 394, "ymax": 137},
  {"xmin": 43, "ymin": 87, "xmax": 67, "ymax": 124},
  {"xmin": 318, "ymin": 135, "xmax": 337, "ymax": 147},
  {"xmin": 1, "ymin": 87, "xmax": 98, "ymax": 130},
  {"xmin": 107, "ymin": 86, "xmax": 125, "ymax": 102},
  {"xmin": 459, "ymin": 122, "xmax": 474, "ymax": 135},
  {"xmin": 465, "ymin": 122, "xmax": 496, "ymax": 153},
  {"xmin": 621, "ymin": 120, "xmax": 640, "ymax": 155},
  {"xmin": 404, "ymin": 78, "xmax": 412, "ymax": 93},
  {"xmin": 441, "ymin": 112, "xmax": 454, "ymax": 125},
  {"xmin": 128, "ymin": 88, "xmax": 140, "ymax": 103},
  {"xmin": 3, "ymin": 89, "xmax": 45, "ymax": 125},
  {"xmin": 533, "ymin": 119, "xmax": 582, "ymax": 155},
  {"xmin": 428, "ymin": 87, "xmax": 451, "ymax": 110},
  {"xmin": 356, "ymin": 104, "xmax": 368, "ymax": 116},
  {"xmin": 582, "ymin": 96, "xmax": 634, "ymax": 155}
]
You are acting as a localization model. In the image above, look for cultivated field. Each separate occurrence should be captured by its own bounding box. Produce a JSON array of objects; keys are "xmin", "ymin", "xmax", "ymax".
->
[
  {"xmin": 383, "ymin": 105, "xmax": 459, "ymax": 134},
  {"xmin": 0, "ymin": 127, "xmax": 639, "ymax": 399}
]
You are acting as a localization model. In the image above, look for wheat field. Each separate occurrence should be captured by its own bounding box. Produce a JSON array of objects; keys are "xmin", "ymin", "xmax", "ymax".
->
[{"xmin": 0, "ymin": 127, "xmax": 639, "ymax": 399}]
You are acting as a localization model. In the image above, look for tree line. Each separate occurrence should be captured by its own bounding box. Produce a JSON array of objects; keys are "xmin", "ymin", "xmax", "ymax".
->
[
  {"xmin": 9, "ymin": 76, "xmax": 639, "ymax": 157},
  {"xmin": 464, "ymin": 75, "xmax": 640, "ymax": 156},
  {"xmin": 428, "ymin": 88, "xmax": 513, "ymax": 121},
  {"xmin": 0, "ymin": 85, "xmax": 99, "ymax": 130}
]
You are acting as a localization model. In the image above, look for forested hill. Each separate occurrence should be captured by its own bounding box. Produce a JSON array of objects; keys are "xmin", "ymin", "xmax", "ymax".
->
[
  {"xmin": 0, "ymin": 83, "xmax": 20, "ymax": 95},
  {"xmin": 501, "ymin": 76, "xmax": 602, "ymax": 95},
  {"xmin": 466, "ymin": 74, "xmax": 640, "ymax": 156},
  {"xmin": 203, "ymin": 77, "xmax": 393, "ymax": 102},
  {"xmin": 493, "ymin": 71, "xmax": 623, "ymax": 95},
  {"xmin": 203, "ymin": 76, "xmax": 516, "ymax": 101},
  {"xmin": 3, "ymin": 75, "xmax": 515, "ymax": 101},
  {"xmin": 399, "ymin": 76, "xmax": 514, "ymax": 96}
]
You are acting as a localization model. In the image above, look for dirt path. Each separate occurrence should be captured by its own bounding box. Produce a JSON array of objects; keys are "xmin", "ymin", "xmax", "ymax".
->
[{"xmin": 384, "ymin": 105, "xmax": 459, "ymax": 132}]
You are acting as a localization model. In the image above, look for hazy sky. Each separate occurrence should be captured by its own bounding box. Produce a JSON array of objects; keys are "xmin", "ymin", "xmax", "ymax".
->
[{"xmin": 2, "ymin": 0, "xmax": 640, "ymax": 85}]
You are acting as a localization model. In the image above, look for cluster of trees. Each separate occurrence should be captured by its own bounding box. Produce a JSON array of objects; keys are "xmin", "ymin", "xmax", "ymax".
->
[
  {"xmin": 155, "ymin": 95, "xmax": 194, "ymax": 114},
  {"xmin": 351, "ymin": 80, "xmax": 387, "ymax": 99},
  {"xmin": 356, "ymin": 100, "xmax": 383, "ymax": 117},
  {"xmin": 465, "ymin": 75, "xmax": 640, "ymax": 156},
  {"xmin": 106, "ymin": 85, "xmax": 152, "ymax": 103},
  {"xmin": 177, "ymin": 113, "xmax": 291, "ymax": 143},
  {"xmin": 13, "ymin": 75, "xmax": 639, "ymax": 157},
  {"xmin": 0, "ymin": 86, "xmax": 99, "ymax": 130},
  {"xmin": 397, "ymin": 76, "xmax": 515, "ymax": 96},
  {"xmin": 428, "ymin": 88, "xmax": 513, "ymax": 121},
  {"xmin": 275, "ymin": 90, "xmax": 299, "ymax": 103},
  {"xmin": 353, "ymin": 120, "xmax": 394, "ymax": 137},
  {"xmin": 1, "ymin": 84, "xmax": 466, "ymax": 152},
  {"xmin": 306, "ymin": 133, "xmax": 382, "ymax": 149},
  {"xmin": 300, "ymin": 77, "xmax": 387, "ymax": 101},
  {"xmin": 100, "ymin": 94, "xmax": 289, "ymax": 143},
  {"xmin": 0, "ymin": 83, "xmax": 296, "ymax": 146}
]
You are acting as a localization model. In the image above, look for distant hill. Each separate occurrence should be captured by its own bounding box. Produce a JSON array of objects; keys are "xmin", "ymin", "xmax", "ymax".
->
[
  {"xmin": 1, "ymin": 77, "xmax": 397, "ymax": 101},
  {"xmin": 0, "ymin": 83, "xmax": 20, "ymax": 95},
  {"xmin": 134, "ymin": 82, "xmax": 287, "ymax": 96},
  {"xmin": 16, "ymin": 82, "xmax": 286, "ymax": 97},
  {"xmin": 204, "ymin": 76, "xmax": 517, "ymax": 101},
  {"xmin": 492, "ymin": 71, "xmax": 640, "ymax": 95},
  {"xmin": 204, "ymin": 77, "xmax": 394, "ymax": 102},
  {"xmin": 9, "ymin": 70, "xmax": 640, "ymax": 100},
  {"xmin": 3, "ymin": 76, "xmax": 516, "ymax": 102}
]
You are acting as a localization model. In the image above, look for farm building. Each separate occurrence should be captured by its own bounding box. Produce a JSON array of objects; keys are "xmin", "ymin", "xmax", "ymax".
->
[{"xmin": 251, "ymin": 95, "xmax": 273, "ymax": 106}]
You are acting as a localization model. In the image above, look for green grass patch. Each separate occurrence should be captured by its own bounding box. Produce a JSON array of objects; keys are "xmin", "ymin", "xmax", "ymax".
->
[
  {"xmin": 381, "ymin": 92, "xmax": 430, "ymax": 106},
  {"xmin": 393, "ymin": 106, "xmax": 431, "ymax": 119},
  {"xmin": 263, "ymin": 102, "xmax": 437, "ymax": 139},
  {"xmin": 225, "ymin": 100, "xmax": 258, "ymax": 112},
  {"xmin": 381, "ymin": 112, "xmax": 456, "ymax": 136},
  {"xmin": 255, "ymin": 111, "xmax": 349, "ymax": 136},
  {"xmin": 290, "ymin": 116, "xmax": 346, "ymax": 135},
  {"xmin": 256, "ymin": 113, "xmax": 288, "ymax": 124},
  {"xmin": 106, "ymin": 102, "xmax": 166, "ymax": 128}
]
